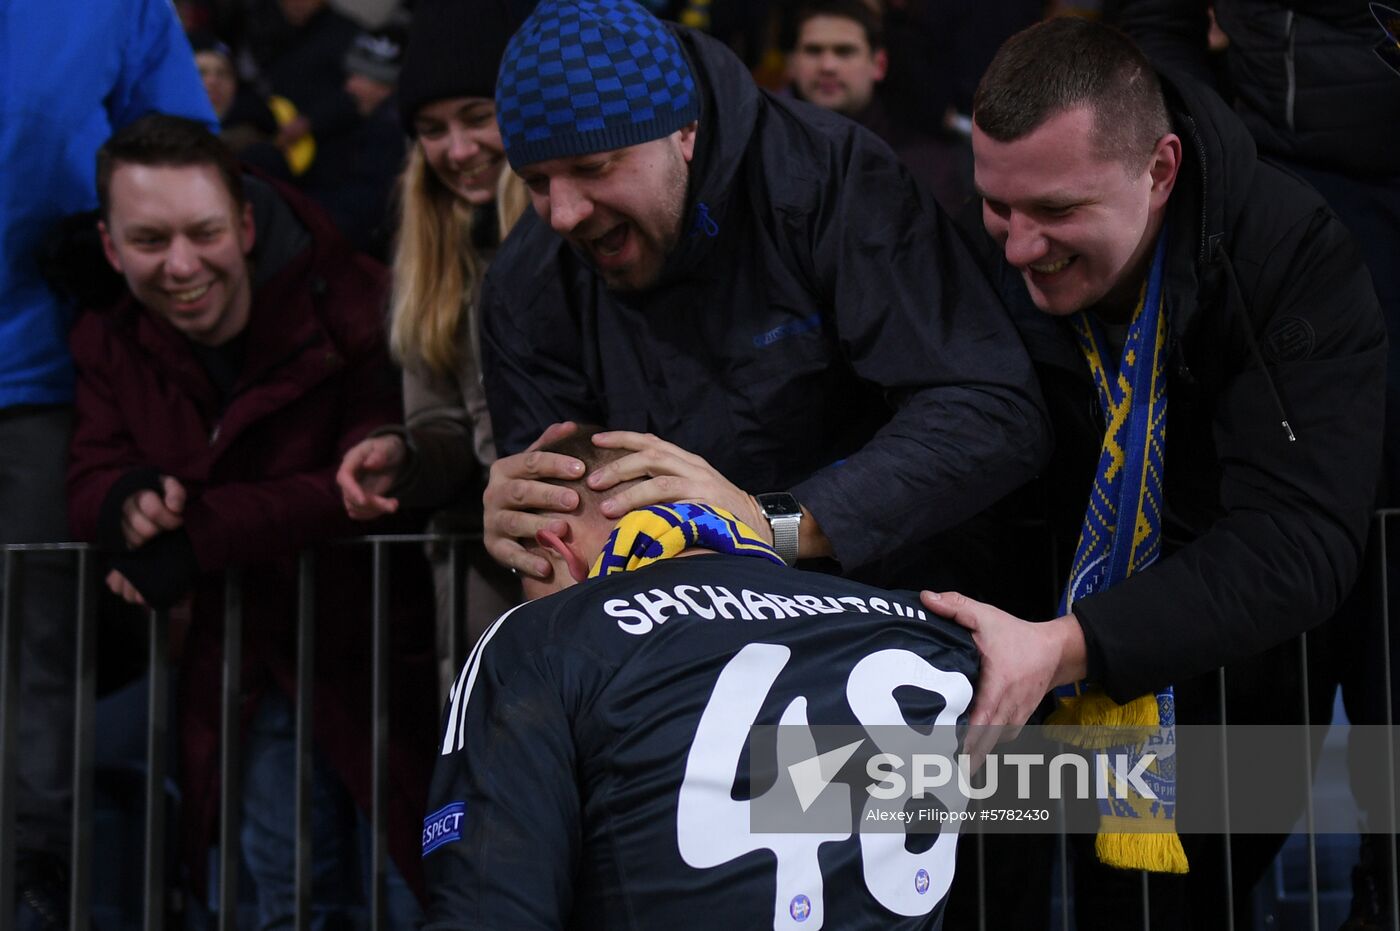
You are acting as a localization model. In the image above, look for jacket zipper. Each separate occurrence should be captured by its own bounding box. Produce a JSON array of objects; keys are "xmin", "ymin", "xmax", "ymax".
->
[
  {"xmin": 1180, "ymin": 114, "xmax": 1211, "ymax": 266},
  {"xmin": 207, "ymin": 332, "xmax": 327, "ymax": 449},
  {"xmin": 692, "ymin": 201, "xmax": 720, "ymax": 238},
  {"xmin": 1181, "ymin": 110, "xmax": 1292, "ymax": 442},
  {"xmin": 1220, "ymin": 253, "xmax": 1298, "ymax": 442},
  {"xmin": 1283, "ymin": 10, "xmax": 1297, "ymax": 132}
]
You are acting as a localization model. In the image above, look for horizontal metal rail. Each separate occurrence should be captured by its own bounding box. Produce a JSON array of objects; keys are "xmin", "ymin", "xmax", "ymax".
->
[{"xmin": 0, "ymin": 527, "xmax": 1396, "ymax": 929}]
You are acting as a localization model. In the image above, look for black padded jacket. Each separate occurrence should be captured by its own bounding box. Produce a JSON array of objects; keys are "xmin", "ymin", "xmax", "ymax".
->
[{"xmin": 479, "ymin": 27, "xmax": 1049, "ymax": 574}]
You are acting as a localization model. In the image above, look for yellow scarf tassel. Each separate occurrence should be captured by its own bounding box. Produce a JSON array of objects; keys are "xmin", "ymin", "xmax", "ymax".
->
[{"xmin": 1047, "ymin": 688, "xmax": 1190, "ymax": 874}]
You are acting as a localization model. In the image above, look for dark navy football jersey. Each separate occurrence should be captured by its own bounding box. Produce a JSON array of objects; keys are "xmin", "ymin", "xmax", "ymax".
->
[{"xmin": 423, "ymin": 553, "xmax": 979, "ymax": 930}]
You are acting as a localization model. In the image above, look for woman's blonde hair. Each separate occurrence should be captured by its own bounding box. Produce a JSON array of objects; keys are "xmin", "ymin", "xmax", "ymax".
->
[{"xmin": 388, "ymin": 146, "xmax": 529, "ymax": 377}]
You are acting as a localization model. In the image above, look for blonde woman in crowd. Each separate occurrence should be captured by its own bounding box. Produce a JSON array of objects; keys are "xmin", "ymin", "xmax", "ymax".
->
[{"xmin": 336, "ymin": 0, "xmax": 527, "ymax": 693}]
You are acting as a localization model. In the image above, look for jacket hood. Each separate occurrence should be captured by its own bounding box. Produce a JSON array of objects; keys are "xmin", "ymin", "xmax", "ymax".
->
[
  {"xmin": 1157, "ymin": 70, "xmax": 1258, "ymax": 335},
  {"xmin": 1159, "ymin": 71, "xmax": 1260, "ymax": 263},
  {"xmin": 244, "ymin": 174, "xmax": 316, "ymax": 287},
  {"xmin": 642, "ymin": 26, "xmax": 759, "ymax": 290}
]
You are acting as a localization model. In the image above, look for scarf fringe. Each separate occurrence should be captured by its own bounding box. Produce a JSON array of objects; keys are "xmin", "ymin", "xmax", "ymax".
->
[
  {"xmin": 1045, "ymin": 689, "xmax": 1160, "ymax": 749},
  {"xmin": 1096, "ymin": 830, "xmax": 1190, "ymax": 874}
]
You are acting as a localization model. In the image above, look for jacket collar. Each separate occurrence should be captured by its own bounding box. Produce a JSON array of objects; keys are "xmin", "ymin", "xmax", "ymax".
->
[
  {"xmin": 1157, "ymin": 71, "xmax": 1258, "ymax": 345},
  {"xmin": 629, "ymin": 27, "xmax": 760, "ymax": 294}
]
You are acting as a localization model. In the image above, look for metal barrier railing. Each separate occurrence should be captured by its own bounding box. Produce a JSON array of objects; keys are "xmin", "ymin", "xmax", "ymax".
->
[
  {"xmin": 952, "ymin": 512, "xmax": 1399, "ymax": 930},
  {"xmin": 0, "ymin": 534, "xmax": 476, "ymax": 931},
  {"xmin": 1369, "ymin": 509, "xmax": 1399, "ymax": 931},
  {"xmin": 0, "ymin": 526, "xmax": 1397, "ymax": 929}
]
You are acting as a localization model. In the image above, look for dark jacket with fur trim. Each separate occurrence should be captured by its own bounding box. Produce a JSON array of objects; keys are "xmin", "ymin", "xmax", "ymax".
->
[
  {"xmin": 479, "ymin": 27, "xmax": 1048, "ymax": 576},
  {"xmin": 66, "ymin": 177, "xmax": 437, "ymax": 901},
  {"xmin": 983, "ymin": 74, "xmax": 1386, "ymax": 703}
]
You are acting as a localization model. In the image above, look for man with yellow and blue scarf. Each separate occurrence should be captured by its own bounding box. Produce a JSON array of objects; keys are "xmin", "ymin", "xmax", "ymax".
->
[{"xmin": 920, "ymin": 17, "xmax": 1387, "ymax": 931}]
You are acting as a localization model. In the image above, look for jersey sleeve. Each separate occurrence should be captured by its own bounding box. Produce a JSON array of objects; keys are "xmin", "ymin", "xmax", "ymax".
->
[{"xmin": 423, "ymin": 610, "xmax": 582, "ymax": 929}]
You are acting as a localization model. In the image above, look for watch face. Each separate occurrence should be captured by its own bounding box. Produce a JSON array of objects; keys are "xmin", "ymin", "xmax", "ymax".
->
[{"xmin": 758, "ymin": 494, "xmax": 801, "ymax": 517}]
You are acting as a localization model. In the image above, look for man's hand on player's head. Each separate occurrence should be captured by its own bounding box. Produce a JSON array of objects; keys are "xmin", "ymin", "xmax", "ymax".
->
[
  {"xmin": 484, "ymin": 422, "xmax": 585, "ymax": 579},
  {"xmin": 585, "ymin": 431, "xmax": 769, "ymax": 541}
]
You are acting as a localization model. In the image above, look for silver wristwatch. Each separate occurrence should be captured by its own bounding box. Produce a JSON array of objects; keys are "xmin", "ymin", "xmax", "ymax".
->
[{"xmin": 755, "ymin": 493, "xmax": 802, "ymax": 566}]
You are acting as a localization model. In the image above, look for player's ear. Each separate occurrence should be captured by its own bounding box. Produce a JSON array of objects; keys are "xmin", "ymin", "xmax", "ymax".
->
[{"xmin": 536, "ymin": 527, "xmax": 591, "ymax": 583}]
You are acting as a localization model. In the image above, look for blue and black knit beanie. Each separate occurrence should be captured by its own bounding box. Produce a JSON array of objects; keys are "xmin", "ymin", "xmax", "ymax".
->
[{"xmin": 495, "ymin": 0, "xmax": 701, "ymax": 168}]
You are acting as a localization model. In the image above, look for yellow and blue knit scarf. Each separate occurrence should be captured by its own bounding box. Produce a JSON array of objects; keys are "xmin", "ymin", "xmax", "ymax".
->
[
  {"xmin": 589, "ymin": 502, "xmax": 785, "ymax": 579},
  {"xmin": 1047, "ymin": 233, "xmax": 1188, "ymax": 874}
]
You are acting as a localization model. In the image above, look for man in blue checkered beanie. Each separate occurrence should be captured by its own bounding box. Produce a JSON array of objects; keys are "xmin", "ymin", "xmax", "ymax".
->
[
  {"xmin": 477, "ymin": 0, "xmax": 1049, "ymax": 628},
  {"xmin": 494, "ymin": 0, "xmax": 703, "ymax": 291}
]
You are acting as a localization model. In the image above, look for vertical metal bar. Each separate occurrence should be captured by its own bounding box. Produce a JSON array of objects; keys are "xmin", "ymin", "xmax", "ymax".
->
[
  {"xmin": 70, "ymin": 549, "xmax": 97, "ymax": 931},
  {"xmin": 1298, "ymin": 634, "xmax": 1320, "ymax": 931},
  {"xmin": 447, "ymin": 540, "xmax": 464, "ymax": 680},
  {"xmin": 370, "ymin": 543, "xmax": 389, "ymax": 931},
  {"xmin": 1217, "ymin": 667, "xmax": 1235, "ymax": 931},
  {"xmin": 1140, "ymin": 870, "xmax": 1150, "ymax": 929},
  {"xmin": 1047, "ymin": 526, "xmax": 1068, "ymax": 931},
  {"xmin": 294, "ymin": 553, "xmax": 315, "ymax": 931},
  {"xmin": 218, "ymin": 571, "xmax": 243, "ymax": 931},
  {"xmin": 1056, "ymin": 795, "xmax": 1069, "ymax": 931},
  {"xmin": 0, "ymin": 549, "xmax": 22, "ymax": 928},
  {"xmin": 143, "ymin": 607, "xmax": 170, "ymax": 931},
  {"xmin": 1378, "ymin": 513, "xmax": 1399, "ymax": 931},
  {"xmin": 975, "ymin": 830, "xmax": 986, "ymax": 931}
]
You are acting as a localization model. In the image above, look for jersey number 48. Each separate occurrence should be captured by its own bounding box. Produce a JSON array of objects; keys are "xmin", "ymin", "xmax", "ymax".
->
[{"xmin": 676, "ymin": 643, "xmax": 973, "ymax": 930}]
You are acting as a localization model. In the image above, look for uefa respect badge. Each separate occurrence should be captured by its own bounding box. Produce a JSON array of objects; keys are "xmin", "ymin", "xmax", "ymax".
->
[{"xmin": 423, "ymin": 801, "xmax": 467, "ymax": 856}]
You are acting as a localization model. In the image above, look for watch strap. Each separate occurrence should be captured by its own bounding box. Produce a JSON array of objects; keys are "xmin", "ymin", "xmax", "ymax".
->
[{"xmin": 756, "ymin": 493, "xmax": 802, "ymax": 566}]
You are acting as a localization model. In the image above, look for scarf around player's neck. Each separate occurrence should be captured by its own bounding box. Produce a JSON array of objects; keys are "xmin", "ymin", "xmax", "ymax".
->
[{"xmin": 589, "ymin": 502, "xmax": 785, "ymax": 578}]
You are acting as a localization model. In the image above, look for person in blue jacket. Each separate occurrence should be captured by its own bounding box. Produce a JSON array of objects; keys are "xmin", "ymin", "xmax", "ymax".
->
[{"xmin": 0, "ymin": 2, "xmax": 214, "ymax": 926}]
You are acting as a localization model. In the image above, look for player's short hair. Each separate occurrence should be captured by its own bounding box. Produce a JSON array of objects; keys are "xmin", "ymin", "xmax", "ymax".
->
[
  {"xmin": 97, "ymin": 114, "xmax": 245, "ymax": 222},
  {"xmin": 972, "ymin": 17, "xmax": 1170, "ymax": 168},
  {"xmin": 791, "ymin": 0, "xmax": 884, "ymax": 52},
  {"xmin": 538, "ymin": 425, "xmax": 643, "ymax": 518}
]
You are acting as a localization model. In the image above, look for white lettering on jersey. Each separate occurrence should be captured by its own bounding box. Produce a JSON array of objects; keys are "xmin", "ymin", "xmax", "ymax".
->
[
  {"xmin": 674, "ymin": 585, "xmax": 718, "ymax": 619},
  {"xmin": 605, "ymin": 585, "xmax": 928, "ymax": 635},
  {"xmin": 704, "ymin": 585, "xmax": 753, "ymax": 620}
]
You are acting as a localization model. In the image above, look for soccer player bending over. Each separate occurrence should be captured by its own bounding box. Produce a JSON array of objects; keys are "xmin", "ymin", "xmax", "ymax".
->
[{"xmin": 423, "ymin": 428, "xmax": 980, "ymax": 930}]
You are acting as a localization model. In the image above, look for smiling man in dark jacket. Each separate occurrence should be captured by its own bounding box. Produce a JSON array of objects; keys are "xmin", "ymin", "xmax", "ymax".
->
[
  {"xmin": 1113, "ymin": 7, "xmax": 1400, "ymax": 918},
  {"xmin": 66, "ymin": 114, "xmax": 436, "ymax": 927},
  {"xmin": 921, "ymin": 18, "xmax": 1386, "ymax": 929},
  {"xmin": 476, "ymin": 0, "xmax": 1048, "ymax": 590}
]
